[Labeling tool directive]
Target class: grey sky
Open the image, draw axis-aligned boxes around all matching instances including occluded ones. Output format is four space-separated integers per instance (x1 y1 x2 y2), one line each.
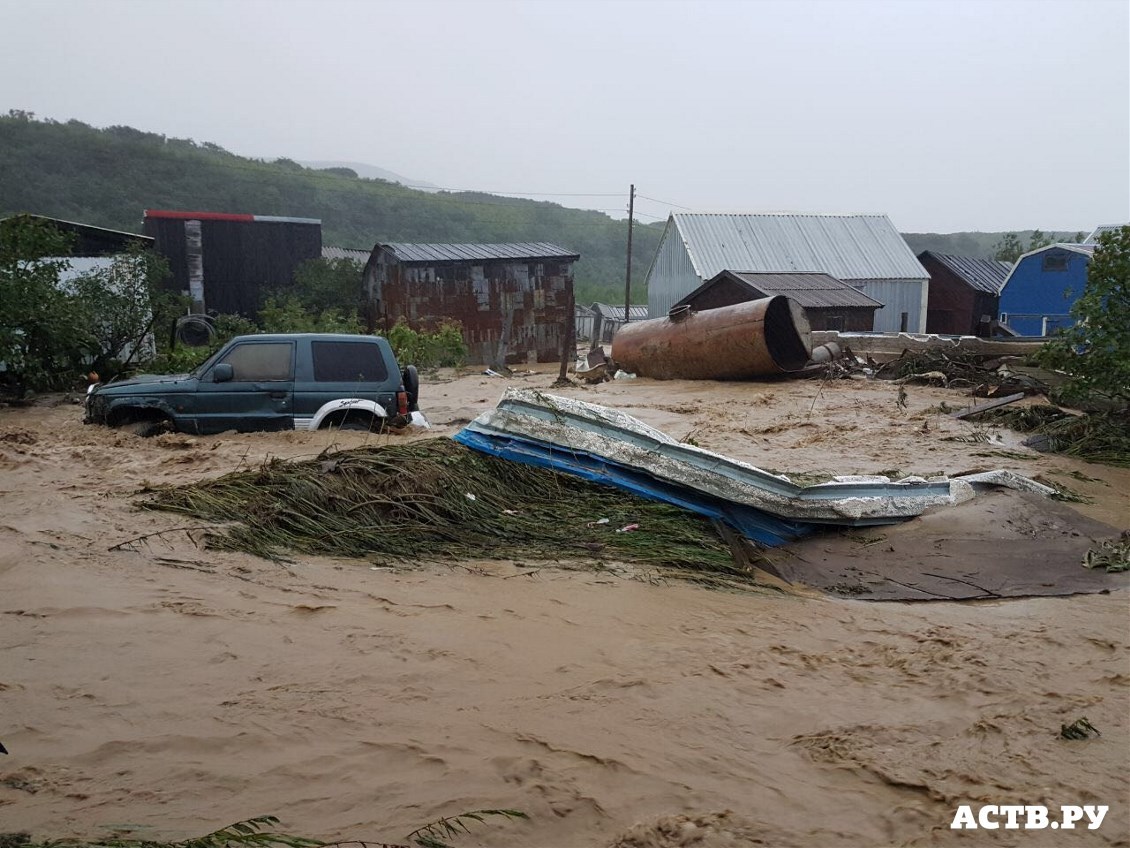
2 0 1127 232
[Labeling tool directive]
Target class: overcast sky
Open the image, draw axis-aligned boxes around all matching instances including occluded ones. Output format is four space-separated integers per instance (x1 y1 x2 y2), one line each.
2 0 1127 232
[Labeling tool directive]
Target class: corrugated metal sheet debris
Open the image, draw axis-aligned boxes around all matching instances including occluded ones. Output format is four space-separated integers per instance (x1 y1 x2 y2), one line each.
922 252 1012 294
381 242 580 264
671 213 927 282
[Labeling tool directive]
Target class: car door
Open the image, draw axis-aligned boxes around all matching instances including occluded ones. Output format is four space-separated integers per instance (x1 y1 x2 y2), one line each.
193 340 295 434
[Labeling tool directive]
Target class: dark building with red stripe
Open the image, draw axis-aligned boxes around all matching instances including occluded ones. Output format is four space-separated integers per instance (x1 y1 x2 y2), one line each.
143 210 322 316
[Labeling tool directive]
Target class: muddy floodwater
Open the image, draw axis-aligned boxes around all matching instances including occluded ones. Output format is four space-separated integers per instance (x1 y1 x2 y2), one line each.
1 369 1127 847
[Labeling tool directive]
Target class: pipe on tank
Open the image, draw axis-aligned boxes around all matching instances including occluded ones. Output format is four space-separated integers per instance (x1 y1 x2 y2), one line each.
611 296 812 380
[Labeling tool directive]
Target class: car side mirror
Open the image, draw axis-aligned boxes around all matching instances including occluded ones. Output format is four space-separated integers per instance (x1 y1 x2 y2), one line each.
213 363 234 383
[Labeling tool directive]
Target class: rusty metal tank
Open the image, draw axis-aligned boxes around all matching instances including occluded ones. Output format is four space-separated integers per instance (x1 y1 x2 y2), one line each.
610 296 812 380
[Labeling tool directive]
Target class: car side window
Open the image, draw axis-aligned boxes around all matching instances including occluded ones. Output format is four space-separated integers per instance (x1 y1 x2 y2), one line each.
218 343 293 381
311 341 389 382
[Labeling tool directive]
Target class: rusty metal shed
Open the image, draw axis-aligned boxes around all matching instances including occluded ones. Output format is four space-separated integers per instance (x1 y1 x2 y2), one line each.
363 242 580 366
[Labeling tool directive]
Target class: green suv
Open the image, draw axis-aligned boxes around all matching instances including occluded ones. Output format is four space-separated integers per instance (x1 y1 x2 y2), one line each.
85 333 421 436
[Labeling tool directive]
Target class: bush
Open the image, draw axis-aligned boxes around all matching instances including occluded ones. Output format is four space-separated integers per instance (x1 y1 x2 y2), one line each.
387 319 468 368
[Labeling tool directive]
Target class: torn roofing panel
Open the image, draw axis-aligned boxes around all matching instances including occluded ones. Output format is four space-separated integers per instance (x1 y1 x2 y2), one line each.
456 390 1055 539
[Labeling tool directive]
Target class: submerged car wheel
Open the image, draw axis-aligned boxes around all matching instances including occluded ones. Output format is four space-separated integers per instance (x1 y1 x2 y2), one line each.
332 413 384 433
118 418 169 437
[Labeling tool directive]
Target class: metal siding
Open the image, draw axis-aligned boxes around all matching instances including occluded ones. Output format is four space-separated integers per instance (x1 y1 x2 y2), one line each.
859 280 926 332
646 220 703 317
998 248 1089 336
378 257 574 364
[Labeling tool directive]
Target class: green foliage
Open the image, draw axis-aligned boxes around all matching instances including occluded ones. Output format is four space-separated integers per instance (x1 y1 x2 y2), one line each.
0 216 169 392
404 810 528 848
991 229 1056 263
386 319 468 368
289 258 365 313
0 215 79 393
1037 226 1130 406
68 246 172 375
258 295 362 335
0 113 658 305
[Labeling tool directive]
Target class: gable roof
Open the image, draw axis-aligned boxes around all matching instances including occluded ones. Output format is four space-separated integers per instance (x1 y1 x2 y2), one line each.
1 214 153 256
591 302 649 321
377 242 579 264
1084 224 1127 244
919 251 1012 294
657 212 926 283
677 271 882 311
999 243 1096 294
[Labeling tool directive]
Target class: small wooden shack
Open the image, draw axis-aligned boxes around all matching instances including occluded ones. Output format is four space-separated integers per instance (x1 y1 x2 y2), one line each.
673 270 881 331
362 242 580 365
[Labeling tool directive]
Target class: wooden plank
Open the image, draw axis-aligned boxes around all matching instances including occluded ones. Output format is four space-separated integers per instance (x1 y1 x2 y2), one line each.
950 392 1026 420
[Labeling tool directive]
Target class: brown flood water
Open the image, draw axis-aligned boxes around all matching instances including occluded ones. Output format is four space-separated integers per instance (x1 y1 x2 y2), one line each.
1 370 1127 847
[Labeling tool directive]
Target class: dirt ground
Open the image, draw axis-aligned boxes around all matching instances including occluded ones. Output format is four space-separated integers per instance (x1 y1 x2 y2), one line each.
1 368 1127 847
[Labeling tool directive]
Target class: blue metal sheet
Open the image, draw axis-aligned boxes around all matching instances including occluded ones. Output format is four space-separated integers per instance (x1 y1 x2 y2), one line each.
453 429 818 547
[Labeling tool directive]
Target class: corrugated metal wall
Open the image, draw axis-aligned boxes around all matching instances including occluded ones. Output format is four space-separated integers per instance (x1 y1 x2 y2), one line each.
857 279 927 333
373 252 574 365
145 218 322 315
647 223 702 317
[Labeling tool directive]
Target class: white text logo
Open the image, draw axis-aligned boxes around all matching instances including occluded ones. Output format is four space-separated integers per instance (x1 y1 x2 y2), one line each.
951 805 1108 830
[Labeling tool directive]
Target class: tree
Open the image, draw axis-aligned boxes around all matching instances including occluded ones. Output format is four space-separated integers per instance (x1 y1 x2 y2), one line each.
290 257 365 312
0 215 79 394
1038 225 1130 406
994 230 1057 263
67 246 172 376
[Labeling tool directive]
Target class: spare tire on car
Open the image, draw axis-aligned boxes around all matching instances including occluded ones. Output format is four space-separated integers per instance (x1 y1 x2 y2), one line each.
402 364 420 411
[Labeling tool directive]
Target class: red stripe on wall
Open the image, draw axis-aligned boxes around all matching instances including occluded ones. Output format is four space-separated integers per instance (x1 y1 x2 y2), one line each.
144 209 256 222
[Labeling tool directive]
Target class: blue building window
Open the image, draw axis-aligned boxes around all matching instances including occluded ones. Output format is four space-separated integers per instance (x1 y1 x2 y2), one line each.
1043 253 1069 272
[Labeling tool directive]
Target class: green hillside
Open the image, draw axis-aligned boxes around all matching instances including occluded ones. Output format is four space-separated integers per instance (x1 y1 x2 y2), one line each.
0 112 659 305
0 111 1088 305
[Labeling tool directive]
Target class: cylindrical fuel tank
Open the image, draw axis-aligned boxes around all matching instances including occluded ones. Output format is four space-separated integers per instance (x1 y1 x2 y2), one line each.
611 296 812 380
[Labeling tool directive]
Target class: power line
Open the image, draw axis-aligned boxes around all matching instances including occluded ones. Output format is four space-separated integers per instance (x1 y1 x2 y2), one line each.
635 193 693 210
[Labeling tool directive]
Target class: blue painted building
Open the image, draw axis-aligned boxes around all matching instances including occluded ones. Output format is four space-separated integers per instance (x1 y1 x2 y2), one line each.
998 243 1095 336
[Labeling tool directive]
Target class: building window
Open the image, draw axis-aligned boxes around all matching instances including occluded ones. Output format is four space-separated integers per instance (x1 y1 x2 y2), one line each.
1042 253 1069 272
825 315 845 331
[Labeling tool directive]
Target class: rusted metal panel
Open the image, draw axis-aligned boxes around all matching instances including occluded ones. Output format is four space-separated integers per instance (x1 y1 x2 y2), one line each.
611 296 813 380
369 247 576 365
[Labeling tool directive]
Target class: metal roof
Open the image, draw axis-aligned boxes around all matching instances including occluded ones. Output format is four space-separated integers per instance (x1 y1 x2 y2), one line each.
591 302 649 320
666 213 927 282
686 271 883 310
920 251 1012 294
379 242 580 264
321 246 370 263
1083 224 1127 244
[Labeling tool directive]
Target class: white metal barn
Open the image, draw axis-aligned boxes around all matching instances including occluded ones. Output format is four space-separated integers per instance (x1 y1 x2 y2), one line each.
644 212 929 333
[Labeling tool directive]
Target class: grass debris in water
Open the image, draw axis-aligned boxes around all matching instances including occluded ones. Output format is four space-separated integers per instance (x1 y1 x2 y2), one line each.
143 439 760 587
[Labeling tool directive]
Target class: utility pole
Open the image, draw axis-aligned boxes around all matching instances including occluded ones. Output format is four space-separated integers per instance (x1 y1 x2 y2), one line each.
624 184 635 323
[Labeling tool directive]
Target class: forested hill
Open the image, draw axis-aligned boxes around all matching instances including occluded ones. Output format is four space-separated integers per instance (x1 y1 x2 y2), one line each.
0 113 1084 303
0 113 661 304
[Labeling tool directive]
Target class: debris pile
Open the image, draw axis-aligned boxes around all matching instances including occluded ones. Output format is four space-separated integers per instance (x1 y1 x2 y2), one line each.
976 406 1130 467
143 440 760 587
